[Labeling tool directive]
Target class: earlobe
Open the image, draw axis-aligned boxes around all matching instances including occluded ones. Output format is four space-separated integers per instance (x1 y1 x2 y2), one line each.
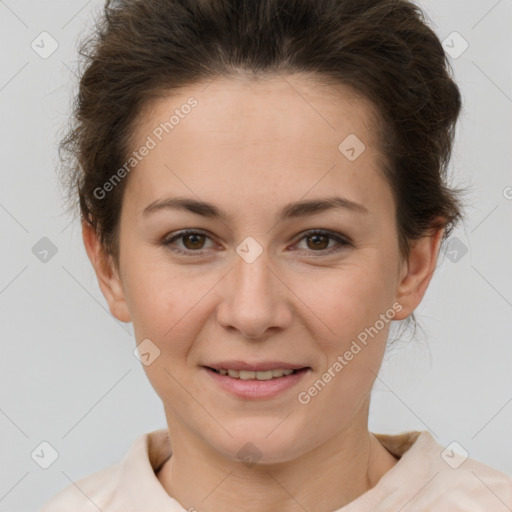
81 221 132 323
393 227 445 321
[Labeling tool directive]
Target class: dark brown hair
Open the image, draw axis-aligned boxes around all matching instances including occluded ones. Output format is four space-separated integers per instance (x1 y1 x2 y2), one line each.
60 0 464 269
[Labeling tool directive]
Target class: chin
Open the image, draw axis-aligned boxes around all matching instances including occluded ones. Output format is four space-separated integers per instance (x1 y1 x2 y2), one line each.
206 417 313 465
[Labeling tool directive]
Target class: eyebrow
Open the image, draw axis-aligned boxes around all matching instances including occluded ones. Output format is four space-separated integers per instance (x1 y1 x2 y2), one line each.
142 195 368 220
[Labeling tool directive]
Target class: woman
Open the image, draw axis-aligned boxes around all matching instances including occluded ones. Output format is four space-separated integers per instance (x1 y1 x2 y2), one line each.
40 0 512 510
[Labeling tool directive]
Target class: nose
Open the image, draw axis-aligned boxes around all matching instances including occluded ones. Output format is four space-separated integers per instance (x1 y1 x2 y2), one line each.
215 248 292 339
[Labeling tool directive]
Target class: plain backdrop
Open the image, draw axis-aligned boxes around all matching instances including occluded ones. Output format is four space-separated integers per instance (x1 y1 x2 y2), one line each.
1 0 511 510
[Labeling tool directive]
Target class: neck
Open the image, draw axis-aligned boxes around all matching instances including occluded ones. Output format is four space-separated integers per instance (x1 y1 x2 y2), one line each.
157 413 398 512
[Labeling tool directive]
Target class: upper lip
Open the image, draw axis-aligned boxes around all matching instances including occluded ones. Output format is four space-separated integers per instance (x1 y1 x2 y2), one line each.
205 361 309 371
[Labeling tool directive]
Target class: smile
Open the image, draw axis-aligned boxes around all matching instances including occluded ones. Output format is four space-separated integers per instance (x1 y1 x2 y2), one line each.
203 365 310 399
211 368 296 380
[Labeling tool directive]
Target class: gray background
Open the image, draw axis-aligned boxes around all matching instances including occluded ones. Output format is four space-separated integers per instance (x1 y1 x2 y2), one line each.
1 0 511 510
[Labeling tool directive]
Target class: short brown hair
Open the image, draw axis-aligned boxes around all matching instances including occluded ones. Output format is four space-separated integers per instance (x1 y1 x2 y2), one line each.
60 0 464 266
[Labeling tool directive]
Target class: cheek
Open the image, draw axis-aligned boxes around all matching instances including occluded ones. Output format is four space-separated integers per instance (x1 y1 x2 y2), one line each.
122 259 213 411
303 259 398 349
121 238 200 329
119 248 196 361
121 251 234 403
293 266 395 440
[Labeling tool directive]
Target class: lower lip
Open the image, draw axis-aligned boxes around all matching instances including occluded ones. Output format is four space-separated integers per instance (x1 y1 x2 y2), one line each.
203 367 309 399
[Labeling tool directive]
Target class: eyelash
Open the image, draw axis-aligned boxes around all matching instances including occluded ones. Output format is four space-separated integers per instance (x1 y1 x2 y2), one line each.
162 229 352 256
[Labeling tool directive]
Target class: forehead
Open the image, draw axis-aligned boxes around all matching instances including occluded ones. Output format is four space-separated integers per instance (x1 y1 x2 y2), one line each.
134 73 380 150
124 74 390 217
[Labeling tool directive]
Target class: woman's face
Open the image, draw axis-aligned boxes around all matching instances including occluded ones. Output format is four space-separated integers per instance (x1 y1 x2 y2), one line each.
88 75 438 463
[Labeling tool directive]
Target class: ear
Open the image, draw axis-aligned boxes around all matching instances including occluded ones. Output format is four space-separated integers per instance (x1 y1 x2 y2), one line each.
82 221 131 323
393 225 445 321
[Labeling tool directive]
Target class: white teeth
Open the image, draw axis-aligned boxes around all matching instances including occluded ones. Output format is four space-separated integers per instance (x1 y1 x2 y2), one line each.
253 371 273 380
215 368 297 380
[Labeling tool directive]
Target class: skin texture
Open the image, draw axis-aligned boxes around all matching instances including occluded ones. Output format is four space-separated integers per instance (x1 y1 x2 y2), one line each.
83 74 444 511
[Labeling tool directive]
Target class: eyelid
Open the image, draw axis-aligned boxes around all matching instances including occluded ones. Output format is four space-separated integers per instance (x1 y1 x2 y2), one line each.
162 229 217 255
162 228 352 256
290 229 353 253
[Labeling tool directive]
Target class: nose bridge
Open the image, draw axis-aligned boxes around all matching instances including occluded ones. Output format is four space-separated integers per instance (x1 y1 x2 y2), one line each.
216 243 289 338
235 247 273 297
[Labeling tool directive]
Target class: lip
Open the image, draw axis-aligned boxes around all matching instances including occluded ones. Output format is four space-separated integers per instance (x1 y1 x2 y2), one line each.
202 365 310 399
206 360 307 371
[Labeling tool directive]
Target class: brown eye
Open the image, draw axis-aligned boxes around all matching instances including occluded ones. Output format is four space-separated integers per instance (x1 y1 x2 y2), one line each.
306 234 330 250
163 230 216 255
293 229 351 254
182 233 206 250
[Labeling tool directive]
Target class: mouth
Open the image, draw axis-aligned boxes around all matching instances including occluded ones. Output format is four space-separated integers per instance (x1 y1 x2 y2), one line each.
207 367 301 380
202 364 310 399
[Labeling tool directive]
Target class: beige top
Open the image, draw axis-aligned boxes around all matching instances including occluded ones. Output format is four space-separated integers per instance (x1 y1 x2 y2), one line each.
39 429 512 511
